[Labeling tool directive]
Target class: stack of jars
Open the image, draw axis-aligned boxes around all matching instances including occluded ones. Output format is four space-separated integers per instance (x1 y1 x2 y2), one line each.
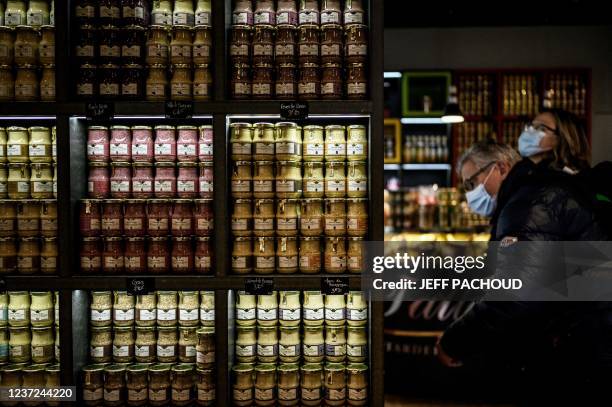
0 291 60 365
230 122 368 275
230 0 368 100
83 290 215 406
0 1 55 101
0 126 58 275
82 124 213 275
74 0 213 101
233 291 369 406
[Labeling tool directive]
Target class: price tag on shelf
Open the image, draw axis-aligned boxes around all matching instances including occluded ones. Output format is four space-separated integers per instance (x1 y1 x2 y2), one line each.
86 102 114 120
165 101 194 119
322 277 349 295
245 278 274 295
280 102 309 120
126 278 155 295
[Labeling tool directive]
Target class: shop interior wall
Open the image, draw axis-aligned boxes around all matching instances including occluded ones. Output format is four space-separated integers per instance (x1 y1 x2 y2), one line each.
384 25 612 165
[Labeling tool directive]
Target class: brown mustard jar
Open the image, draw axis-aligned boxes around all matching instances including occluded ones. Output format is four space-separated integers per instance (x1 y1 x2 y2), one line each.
321 63 343 99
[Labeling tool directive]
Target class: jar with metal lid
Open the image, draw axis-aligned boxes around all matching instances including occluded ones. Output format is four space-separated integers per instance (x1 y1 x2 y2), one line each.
321 0 341 24
277 236 298 273
232 0 253 24
278 326 301 364
298 63 320 99
325 325 347 363
321 24 342 64
148 363 171 406
88 163 110 198
346 326 367 362
134 326 156 362
276 63 296 99
302 125 325 162
90 326 112 363
301 198 323 235
40 200 57 237
232 237 252 274
103 236 124 273
198 125 213 161
192 199 212 237
124 237 146 273
135 293 157 327
275 122 301 161
347 161 367 198
279 290 301 326
14 64 38 101
17 201 39 237
151 0 172 25
173 0 194 25
147 199 171 236
325 124 346 161
254 364 276 404
99 26 121 64
110 125 132 162
232 161 252 199
171 199 193 236
195 0 211 25
302 290 324 326
253 198 274 236
170 63 192 100
196 368 215 406
346 24 368 63
276 161 301 199
230 123 253 161
0 129 7 164
90 291 112 327
131 126 153 162
147 26 170 65
324 363 346 404
298 24 319 64
7 127 29 163
298 236 320 274
178 326 198 363
229 25 251 63
0 200 16 236
253 123 275 161
99 63 121 98
236 291 256 326
14 26 37 65
233 363 254 406
17 237 39 274
231 63 251 99
40 237 57 274
178 291 199 327
252 64 273 99
0 67 14 101
276 363 299 404
257 291 278 326
254 0 275 25
157 291 178 326
303 163 326 198
345 236 364 274
344 0 365 24
77 64 97 98
303 325 324 365
113 291 135 327
325 161 346 198
253 25 274 65
110 162 131 198
277 198 299 236
300 363 323 403
192 32 211 65
0 237 17 274
257 325 278 363
275 25 296 64
199 291 214 325
254 236 275 274
27 127 51 163
0 365 20 405
82 365 105 406
194 237 211 274
0 28 14 65
347 363 368 405
156 326 178 363
196 326 214 368
235 325 256 363
8 291 30 327
324 236 347 273
87 126 110 162
40 64 56 101
347 63 367 99
176 126 198 162
45 364 62 406
101 200 123 236
8 326 30 362
29 291 53 328
121 63 145 98
193 64 212 100
170 25 192 64
146 64 168 100
276 0 297 25
123 0 149 26
172 363 195 405
0 292 7 326
176 164 198 198
154 125 177 161
321 63 343 99
126 364 149 406
299 0 319 24
154 162 176 198
121 26 146 63
103 364 126 406
81 238 102 273
99 0 121 26
113 325 134 363
346 125 368 160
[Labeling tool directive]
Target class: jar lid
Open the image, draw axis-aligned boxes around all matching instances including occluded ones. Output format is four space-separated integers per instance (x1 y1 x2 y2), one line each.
150 24 170 31
325 198 346 203
194 198 213 203
196 327 215 335
323 62 342 68
322 23 343 30
349 62 366 68
103 199 124 204
277 236 297 241
149 236 168 242
100 63 120 69
346 23 368 30
232 24 252 30
2 364 24 373
194 24 212 30
148 198 171 203
149 364 173 372
46 364 61 373
199 125 213 130
114 325 134 332
135 326 156 332
301 363 323 372
303 125 324 130
346 363 368 372
80 63 97 69
254 198 274 204
196 368 214 374
31 326 53 332
149 63 168 69
100 24 119 31
125 199 147 204
177 162 198 168
254 122 275 128
0 237 15 242
111 162 131 167
127 364 150 372
199 162 213 167
254 24 275 30
276 160 301 165
172 236 191 242
104 364 127 373
177 125 198 130
302 198 323 203
124 25 147 31
255 364 276 372
110 125 130 130
325 124 345 131
126 237 145 242
23 364 47 373
230 122 252 128
195 64 210 70
275 122 298 128
278 363 299 372
29 126 50 131
20 237 39 242
174 63 191 68
157 290 177 295
172 364 195 372
155 162 176 167
172 24 193 30
104 237 123 241
82 237 100 242
92 290 111 295
299 23 320 30
325 363 346 372
132 162 153 168
278 63 297 68
233 364 254 373
279 325 300 332
277 24 297 30
325 236 346 242
234 160 252 165
347 124 366 130
299 236 320 241
157 326 178 332
43 237 57 242
15 25 35 31
234 236 252 242
0 26 13 32
347 198 368 203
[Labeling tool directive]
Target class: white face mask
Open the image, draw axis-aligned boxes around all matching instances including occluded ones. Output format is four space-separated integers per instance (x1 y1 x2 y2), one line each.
465 165 497 217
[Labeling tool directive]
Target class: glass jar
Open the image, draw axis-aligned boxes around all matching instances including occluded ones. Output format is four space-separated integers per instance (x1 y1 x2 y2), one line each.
303 290 324 325
253 163 274 200
170 25 192 64
277 236 298 273
198 125 213 161
232 161 252 199
176 126 198 162
298 63 320 99
17 201 39 237
298 24 319 64
252 63 273 99
321 25 342 65
302 125 324 162
253 25 274 65
122 26 146 63
324 363 346 404
0 67 14 101
275 25 296 64
147 26 170 65
195 326 214 369
195 0 211 25
99 0 121 25
233 363 254 406
325 124 346 161
28 127 52 164
193 64 212 100
275 122 301 161
178 291 199 327
277 0 297 25
14 26 37 65
344 0 365 24
178 327 197 363
45 364 61 406
193 237 211 274
123 0 149 26
77 64 96 98
232 0 253 24
154 125 176 161
345 24 368 63
154 162 176 198
299 0 319 24
14 64 38 101
125 237 146 273
254 364 276 404
325 198 346 236
321 0 341 24
121 63 145 99
88 163 110 199
325 161 346 198
146 64 168 100
276 161 301 199
253 198 274 237
126 364 149 406
0 28 14 66
347 161 367 198
193 199 212 237
40 65 56 101
90 326 112 363
157 326 178 363
135 293 157 327
229 25 251 63
87 126 110 162
321 63 343 99
196 368 215 406
230 122 253 161
176 164 198 198
0 200 16 237
147 199 171 236
90 291 112 327
253 123 275 161
30 291 53 327
347 237 364 273
110 125 132 162
235 325 256 363
347 326 367 362
148 364 171 406
40 200 57 238
82 365 105 406
303 325 324 363
301 363 323 403
17 237 40 274
157 291 178 327
110 162 131 198
173 0 194 25
8 326 30 362
232 237 252 274
8 291 30 327
143 237 168 273
257 292 278 326
347 125 368 161
171 364 195 406
170 63 192 100
5 0 27 26
7 164 29 199
134 326 156 363
279 325 300 362
301 198 323 235
0 292 6 326
277 199 299 237
347 363 368 405
102 237 124 274
151 0 172 25
113 326 134 363
99 26 120 64
132 165 153 197
325 236 347 273
231 63 251 99
254 236 275 274
325 325 347 363
113 291 135 327
0 237 17 274
99 63 120 98
7 127 29 164
235 291 256 326
299 236 321 274
199 291 214 326
171 200 193 236
277 363 299 404
325 293 346 326
257 325 278 363
347 63 367 99
276 63 296 99
101 200 123 236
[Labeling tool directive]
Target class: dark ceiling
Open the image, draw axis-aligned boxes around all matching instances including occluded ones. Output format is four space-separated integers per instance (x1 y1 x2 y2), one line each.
384 0 611 28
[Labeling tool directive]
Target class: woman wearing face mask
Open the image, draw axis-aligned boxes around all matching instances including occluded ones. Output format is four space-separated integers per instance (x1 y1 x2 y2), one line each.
437 139 610 404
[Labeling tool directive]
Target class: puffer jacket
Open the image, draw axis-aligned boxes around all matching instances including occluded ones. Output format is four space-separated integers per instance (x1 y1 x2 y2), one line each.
440 158 611 371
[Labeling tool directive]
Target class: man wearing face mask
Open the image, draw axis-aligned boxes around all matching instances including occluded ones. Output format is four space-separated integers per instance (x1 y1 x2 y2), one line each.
436 139 610 403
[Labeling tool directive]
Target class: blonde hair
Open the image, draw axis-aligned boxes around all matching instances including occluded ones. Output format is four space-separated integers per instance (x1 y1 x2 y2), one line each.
541 108 591 171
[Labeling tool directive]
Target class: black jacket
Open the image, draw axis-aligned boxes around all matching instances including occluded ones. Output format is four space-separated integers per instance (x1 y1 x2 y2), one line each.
440 159 611 370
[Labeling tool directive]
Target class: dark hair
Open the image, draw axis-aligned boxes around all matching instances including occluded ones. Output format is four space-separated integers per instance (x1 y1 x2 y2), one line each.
539 108 591 171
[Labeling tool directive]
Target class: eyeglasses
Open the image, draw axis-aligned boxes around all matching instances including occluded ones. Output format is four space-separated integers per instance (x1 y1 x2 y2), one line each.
463 161 496 192
525 121 558 135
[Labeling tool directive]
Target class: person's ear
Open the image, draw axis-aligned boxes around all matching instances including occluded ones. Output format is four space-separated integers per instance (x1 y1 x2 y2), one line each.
497 161 511 177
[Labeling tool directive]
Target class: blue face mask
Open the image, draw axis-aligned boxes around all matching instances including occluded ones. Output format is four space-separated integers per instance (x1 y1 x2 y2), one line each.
518 126 547 157
465 166 497 217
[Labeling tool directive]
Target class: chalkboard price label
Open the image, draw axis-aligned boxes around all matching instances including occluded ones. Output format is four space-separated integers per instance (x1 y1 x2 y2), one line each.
322 277 349 295
245 278 274 295
127 278 155 295
86 102 114 120
165 101 194 118
280 102 309 120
